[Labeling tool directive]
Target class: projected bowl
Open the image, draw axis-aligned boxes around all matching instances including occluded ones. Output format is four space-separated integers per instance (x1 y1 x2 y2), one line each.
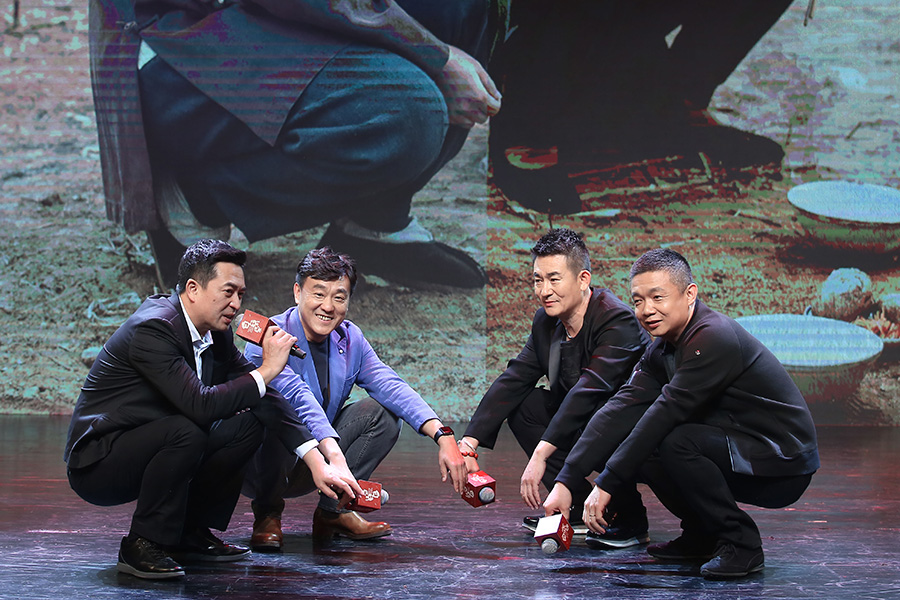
787 181 900 253
736 314 883 423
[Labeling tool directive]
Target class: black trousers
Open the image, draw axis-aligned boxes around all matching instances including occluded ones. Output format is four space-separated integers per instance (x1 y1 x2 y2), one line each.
509 388 645 520
640 423 813 550
68 412 263 545
492 0 795 145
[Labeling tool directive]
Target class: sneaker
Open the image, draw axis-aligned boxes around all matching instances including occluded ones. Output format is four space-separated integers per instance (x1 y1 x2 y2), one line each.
647 534 718 561
522 514 587 535
584 522 650 550
700 543 765 579
117 535 185 580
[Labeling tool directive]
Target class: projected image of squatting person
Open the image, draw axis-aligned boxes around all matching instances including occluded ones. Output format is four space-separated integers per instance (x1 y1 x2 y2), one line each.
89 0 502 289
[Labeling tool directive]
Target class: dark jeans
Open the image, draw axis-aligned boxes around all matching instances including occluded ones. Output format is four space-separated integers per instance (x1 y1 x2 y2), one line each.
509 388 644 520
139 0 490 241
640 423 813 550
243 398 402 514
67 412 263 545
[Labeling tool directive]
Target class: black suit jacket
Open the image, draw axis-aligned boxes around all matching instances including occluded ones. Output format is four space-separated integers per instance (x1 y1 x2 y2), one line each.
558 300 820 494
64 293 312 469
464 288 648 452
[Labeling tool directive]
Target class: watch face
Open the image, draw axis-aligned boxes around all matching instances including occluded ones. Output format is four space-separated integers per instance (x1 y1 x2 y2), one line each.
435 426 454 440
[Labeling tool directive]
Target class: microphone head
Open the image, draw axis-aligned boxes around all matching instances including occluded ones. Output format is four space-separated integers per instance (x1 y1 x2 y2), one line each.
541 538 560 555
380 489 390 505
478 487 495 503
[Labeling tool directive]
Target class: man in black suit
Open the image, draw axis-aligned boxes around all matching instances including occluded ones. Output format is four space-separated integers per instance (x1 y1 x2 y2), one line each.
64 239 361 580
459 228 649 548
544 248 819 578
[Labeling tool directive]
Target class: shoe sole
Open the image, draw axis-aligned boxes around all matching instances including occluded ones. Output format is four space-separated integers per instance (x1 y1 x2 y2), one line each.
585 533 650 550
167 549 251 563
701 562 765 579
334 529 392 541
522 521 588 536
117 561 185 580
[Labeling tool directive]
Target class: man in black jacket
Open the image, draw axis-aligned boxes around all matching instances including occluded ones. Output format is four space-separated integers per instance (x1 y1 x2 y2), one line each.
65 239 361 580
545 248 819 578
460 229 649 548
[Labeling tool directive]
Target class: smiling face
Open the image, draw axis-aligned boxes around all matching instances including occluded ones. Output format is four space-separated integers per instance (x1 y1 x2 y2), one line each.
532 254 591 321
630 269 697 343
182 262 245 335
294 277 350 343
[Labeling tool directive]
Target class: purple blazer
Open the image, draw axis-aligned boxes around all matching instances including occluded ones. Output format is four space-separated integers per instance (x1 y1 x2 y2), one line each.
244 306 439 441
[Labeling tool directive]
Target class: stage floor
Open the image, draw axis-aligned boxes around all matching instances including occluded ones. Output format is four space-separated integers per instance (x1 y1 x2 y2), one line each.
1 416 898 599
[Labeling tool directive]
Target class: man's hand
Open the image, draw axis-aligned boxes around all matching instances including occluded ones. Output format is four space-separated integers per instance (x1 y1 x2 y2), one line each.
255 326 297 385
317 437 355 482
583 486 612 535
436 46 501 128
458 436 481 474
437 436 467 494
542 482 573 521
301 447 363 501
520 454 547 510
520 441 557 510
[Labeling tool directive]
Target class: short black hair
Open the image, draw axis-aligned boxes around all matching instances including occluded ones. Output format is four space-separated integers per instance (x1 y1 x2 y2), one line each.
630 248 694 291
531 228 591 274
296 247 358 296
176 239 246 293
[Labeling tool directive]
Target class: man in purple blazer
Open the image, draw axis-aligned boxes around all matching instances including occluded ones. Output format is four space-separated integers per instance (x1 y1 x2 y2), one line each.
242 246 467 547
89 0 502 290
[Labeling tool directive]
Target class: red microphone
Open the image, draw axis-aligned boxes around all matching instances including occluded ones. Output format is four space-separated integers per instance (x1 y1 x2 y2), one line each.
461 470 496 507
236 310 306 359
534 513 574 554
339 480 388 513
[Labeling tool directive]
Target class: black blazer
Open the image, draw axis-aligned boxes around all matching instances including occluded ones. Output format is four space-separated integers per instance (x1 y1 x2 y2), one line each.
464 288 648 452
64 294 312 469
558 300 820 494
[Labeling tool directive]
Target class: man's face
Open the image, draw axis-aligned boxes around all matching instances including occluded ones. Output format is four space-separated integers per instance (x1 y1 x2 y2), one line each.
186 262 245 335
630 270 697 342
532 254 590 320
294 277 350 343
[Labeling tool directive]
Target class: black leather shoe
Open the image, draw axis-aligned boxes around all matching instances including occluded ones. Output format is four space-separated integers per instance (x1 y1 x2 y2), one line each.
648 533 718 561
117 535 185 580
318 222 486 289
165 527 251 563
146 228 186 291
491 153 584 215
700 543 765 579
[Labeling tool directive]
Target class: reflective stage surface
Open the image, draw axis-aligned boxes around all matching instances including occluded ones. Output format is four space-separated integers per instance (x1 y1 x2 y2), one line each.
1 416 898 599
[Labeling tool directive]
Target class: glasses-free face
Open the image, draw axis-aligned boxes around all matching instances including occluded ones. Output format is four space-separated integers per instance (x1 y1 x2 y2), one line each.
532 254 591 321
294 277 350 343
630 270 697 343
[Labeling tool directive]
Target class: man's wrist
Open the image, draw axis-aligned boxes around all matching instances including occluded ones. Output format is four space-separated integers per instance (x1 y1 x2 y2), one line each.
432 425 455 445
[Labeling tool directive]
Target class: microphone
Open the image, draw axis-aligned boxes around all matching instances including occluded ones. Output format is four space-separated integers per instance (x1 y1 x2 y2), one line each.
461 470 496 507
534 513 574 554
339 480 388 513
236 310 306 359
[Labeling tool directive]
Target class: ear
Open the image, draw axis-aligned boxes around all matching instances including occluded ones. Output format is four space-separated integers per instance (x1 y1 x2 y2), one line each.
183 278 201 303
578 269 592 290
293 282 302 305
684 282 698 304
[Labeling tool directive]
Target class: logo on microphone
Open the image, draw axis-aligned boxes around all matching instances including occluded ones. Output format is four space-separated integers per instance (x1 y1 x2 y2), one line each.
241 318 263 334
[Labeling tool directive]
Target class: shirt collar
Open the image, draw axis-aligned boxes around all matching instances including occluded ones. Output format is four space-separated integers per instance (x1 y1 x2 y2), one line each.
181 300 213 353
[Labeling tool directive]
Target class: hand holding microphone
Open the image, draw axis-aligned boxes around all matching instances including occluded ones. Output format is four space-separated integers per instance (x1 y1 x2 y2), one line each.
236 310 307 360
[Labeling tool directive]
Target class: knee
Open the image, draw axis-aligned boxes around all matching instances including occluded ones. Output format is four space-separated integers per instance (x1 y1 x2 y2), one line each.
359 398 403 440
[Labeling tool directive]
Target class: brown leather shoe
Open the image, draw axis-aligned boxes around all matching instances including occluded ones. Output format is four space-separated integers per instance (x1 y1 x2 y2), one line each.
312 508 392 541
251 515 283 552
